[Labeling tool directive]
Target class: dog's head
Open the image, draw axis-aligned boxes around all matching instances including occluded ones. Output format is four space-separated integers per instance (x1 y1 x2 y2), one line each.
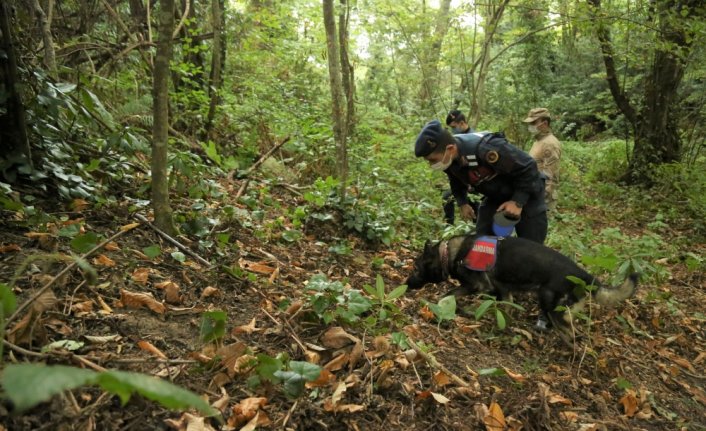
406 240 446 289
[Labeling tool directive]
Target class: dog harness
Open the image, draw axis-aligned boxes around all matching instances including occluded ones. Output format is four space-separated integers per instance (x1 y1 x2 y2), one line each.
463 236 499 271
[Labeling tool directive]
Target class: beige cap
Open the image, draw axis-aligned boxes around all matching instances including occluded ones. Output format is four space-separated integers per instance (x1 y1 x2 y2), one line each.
523 108 551 123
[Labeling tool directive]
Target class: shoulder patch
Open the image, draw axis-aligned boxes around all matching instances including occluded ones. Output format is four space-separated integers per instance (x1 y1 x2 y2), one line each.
486 150 499 164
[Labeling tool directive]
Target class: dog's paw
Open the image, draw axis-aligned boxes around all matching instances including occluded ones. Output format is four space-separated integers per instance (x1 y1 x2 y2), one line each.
533 316 550 332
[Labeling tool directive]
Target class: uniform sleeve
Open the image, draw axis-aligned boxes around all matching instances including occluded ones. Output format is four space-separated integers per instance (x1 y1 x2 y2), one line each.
447 172 469 206
480 137 540 206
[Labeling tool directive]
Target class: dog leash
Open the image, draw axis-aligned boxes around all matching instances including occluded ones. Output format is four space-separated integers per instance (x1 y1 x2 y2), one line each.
439 241 450 280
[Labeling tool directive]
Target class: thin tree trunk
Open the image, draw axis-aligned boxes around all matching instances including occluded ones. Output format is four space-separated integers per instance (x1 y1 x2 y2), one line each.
0 1 31 164
338 0 355 139
323 0 347 197
419 0 451 115
32 0 57 75
205 0 224 138
152 0 177 235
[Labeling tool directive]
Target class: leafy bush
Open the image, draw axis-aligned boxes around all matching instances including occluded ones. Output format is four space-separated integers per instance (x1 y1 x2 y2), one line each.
304 274 372 324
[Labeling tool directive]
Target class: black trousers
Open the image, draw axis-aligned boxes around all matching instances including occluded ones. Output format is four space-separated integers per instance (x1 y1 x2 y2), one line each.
475 200 548 244
442 189 479 225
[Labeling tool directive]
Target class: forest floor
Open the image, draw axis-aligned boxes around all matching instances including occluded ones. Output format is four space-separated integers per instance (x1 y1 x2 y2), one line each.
1 177 705 431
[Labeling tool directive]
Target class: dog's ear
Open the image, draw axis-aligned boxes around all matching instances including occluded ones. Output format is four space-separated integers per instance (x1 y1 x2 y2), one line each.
423 240 433 252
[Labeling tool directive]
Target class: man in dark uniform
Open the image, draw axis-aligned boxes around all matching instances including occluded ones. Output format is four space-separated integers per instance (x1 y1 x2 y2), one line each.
416 120 547 243
442 110 479 224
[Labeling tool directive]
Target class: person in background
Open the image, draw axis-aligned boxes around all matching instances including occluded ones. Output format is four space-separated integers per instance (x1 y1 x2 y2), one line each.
446 109 472 134
442 110 478 224
523 108 562 211
415 120 548 243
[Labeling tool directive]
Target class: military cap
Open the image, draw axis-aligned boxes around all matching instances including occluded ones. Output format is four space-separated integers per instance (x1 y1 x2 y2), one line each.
522 108 551 123
415 120 444 157
445 110 465 126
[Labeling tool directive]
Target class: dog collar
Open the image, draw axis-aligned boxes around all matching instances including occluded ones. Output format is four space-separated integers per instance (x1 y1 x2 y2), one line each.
439 241 450 280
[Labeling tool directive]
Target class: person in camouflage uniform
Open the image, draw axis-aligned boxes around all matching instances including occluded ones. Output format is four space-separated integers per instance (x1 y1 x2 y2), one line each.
523 108 562 211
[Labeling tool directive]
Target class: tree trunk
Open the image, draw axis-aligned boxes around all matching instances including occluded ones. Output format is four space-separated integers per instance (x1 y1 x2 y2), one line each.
32 0 57 75
338 0 355 139
588 0 701 184
152 0 177 235
204 0 225 139
418 0 451 116
0 1 31 165
322 0 347 197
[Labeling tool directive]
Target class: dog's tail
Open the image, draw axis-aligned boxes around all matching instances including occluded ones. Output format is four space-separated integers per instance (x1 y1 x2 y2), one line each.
593 272 639 306
565 273 638 322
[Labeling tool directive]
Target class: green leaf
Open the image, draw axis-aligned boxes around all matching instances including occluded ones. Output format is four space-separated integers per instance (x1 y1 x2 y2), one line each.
200 310 227 343
58 223 82 238
2 364 97 411
478 367 507 377
256 354 284 383
273 370 306 398
616 377 633 390
427 295 456 322
346 291 372 315
97 370 216 416
143 245 161 259
375 274 385 299
474 299 494 320
386 284 408 300
0 283 17 316
495 309 506 330
289 361 322 381
70 232 99 253
171 251 186 262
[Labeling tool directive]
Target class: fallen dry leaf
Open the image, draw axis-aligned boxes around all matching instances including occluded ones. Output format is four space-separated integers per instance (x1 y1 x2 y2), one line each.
71 300 94 314
419 305 435 321
0 244 21 253
484 402 506 431
433 371 452 387
238 258 276 274
131 268 151 285
431 392 450 404
217 342 247 376
268 266 280 284
164 412 216 431
201 286 220 299
71 198 90 212
306 369 336 388
137 340 168 359
104 241 120 251
324 353 349 372
229 397 269 428
120 222 141 232
285 300 303 316
232 317 260 335
619 389 639 417
502 367 527 383
93 254 116 267
320 326 359 349
118 289 165 314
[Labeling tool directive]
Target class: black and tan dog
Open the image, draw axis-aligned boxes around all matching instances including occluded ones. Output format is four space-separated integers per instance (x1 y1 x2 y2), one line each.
406 234 638 333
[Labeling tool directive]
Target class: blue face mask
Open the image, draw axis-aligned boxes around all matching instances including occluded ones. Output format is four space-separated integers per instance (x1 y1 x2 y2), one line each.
451 127 464 134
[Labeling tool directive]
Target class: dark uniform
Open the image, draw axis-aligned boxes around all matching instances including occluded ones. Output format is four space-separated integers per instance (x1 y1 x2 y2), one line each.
443 125 479 225
416 121 547 243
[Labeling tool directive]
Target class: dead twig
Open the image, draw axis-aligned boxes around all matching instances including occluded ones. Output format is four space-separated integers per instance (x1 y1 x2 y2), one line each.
407 338 470 387
134 213 212 268
7 226 133 325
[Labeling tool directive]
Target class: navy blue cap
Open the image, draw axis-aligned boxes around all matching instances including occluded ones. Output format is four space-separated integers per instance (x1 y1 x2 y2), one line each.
414 120 444 157
446 110 465 126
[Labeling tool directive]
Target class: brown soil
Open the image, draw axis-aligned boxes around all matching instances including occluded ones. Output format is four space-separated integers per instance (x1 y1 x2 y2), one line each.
1 181 704 431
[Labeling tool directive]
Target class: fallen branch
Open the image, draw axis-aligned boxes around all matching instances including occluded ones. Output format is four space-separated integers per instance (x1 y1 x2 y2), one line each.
407 338 470 387
7 226 133 325
231 135 291 182
134 213 212 268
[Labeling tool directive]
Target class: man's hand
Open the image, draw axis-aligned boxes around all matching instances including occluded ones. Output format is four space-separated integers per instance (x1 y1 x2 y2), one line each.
460 203 476 221
498 201 523 219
